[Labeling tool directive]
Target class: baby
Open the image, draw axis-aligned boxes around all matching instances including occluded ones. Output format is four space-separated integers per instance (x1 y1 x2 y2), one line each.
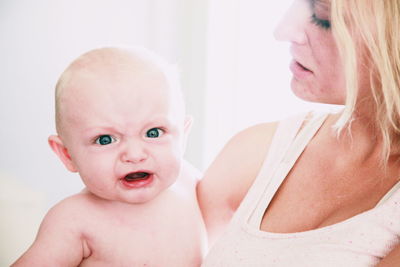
12 46 206 266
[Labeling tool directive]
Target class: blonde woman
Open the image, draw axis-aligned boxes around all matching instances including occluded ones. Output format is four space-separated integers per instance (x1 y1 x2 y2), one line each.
198 0 400 266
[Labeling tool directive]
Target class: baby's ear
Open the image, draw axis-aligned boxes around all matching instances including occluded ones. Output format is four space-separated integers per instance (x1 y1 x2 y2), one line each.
48 135 78 173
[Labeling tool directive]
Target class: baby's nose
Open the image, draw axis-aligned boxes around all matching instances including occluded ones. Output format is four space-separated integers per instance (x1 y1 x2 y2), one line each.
120 140 148 164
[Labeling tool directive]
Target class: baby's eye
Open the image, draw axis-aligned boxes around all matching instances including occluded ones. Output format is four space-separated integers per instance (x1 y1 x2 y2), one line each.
95 135 116 145
146 128 164 138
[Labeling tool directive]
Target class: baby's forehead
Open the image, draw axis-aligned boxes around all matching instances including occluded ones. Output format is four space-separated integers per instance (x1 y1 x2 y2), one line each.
60 47 178 94
56 47 184 130
69 48 165 79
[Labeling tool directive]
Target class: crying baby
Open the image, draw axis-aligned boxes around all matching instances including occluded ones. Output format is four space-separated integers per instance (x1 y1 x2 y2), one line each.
12 46 206 267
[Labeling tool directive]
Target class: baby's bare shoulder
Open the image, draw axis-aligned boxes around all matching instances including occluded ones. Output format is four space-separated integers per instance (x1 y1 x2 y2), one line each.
43 192 108 228
171 160 202 192
47 193 89 217
11 193 97 266
52 191 98 212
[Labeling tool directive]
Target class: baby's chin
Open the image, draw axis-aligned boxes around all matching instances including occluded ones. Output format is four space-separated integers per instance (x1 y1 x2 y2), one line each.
85 184 162 205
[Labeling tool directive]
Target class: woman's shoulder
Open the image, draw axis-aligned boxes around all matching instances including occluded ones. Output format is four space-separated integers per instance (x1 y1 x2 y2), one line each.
209 120 281 203
197 111 332 244
197 120 280 243
233 121 279 146
198 111 321 203
198 120 281 197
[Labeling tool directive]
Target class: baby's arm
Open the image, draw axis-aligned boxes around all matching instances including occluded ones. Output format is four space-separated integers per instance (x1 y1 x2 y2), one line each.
12 199 88 267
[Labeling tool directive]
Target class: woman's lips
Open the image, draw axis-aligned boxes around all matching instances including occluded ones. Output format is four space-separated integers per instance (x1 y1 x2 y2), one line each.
120 172 154 188
290 60 313 80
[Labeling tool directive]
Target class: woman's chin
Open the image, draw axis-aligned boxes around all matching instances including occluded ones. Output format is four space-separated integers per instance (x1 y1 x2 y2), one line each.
290 80 344 105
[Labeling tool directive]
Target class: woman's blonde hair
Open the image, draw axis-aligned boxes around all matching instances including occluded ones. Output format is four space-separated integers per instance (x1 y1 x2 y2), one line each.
331 0 400 163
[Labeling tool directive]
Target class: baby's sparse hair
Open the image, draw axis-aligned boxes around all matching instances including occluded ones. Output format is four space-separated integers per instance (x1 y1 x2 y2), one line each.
54 46 184 135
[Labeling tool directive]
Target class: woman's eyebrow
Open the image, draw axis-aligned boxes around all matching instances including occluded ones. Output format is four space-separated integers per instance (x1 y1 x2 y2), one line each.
309 0 331 17
312 0 330 11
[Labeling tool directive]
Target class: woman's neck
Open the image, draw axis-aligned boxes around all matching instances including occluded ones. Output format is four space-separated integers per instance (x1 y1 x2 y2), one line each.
332 105 400 163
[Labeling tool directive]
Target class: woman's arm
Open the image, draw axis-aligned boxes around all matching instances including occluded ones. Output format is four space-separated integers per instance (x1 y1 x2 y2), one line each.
376 245 400 266
197 122 278 246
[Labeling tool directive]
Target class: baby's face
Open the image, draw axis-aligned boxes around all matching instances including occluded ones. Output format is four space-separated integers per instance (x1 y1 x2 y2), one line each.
59 66 188 204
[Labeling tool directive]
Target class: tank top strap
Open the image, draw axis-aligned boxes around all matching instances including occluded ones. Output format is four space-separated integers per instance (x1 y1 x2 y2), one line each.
228 112 324 227
227 112 309 226
247 111 329 227
376 180 400 207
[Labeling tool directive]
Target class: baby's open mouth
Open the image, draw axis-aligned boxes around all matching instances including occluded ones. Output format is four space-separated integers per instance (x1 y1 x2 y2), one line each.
120 171 154 188
124 172 150 181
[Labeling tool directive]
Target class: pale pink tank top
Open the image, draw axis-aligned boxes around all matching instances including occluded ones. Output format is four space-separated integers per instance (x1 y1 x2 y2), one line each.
202 112 400 267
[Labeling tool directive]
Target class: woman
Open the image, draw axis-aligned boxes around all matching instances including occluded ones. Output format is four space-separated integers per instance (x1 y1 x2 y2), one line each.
198 0 400 266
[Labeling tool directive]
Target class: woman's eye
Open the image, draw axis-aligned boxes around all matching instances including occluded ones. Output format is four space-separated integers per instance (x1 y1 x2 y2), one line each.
146 128 164 138
310 13 331 30
95 135 116 145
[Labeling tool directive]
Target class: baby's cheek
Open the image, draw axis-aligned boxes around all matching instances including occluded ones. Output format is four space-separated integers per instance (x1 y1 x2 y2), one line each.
160 149 182 174
157 141 183 158
78 155 110 177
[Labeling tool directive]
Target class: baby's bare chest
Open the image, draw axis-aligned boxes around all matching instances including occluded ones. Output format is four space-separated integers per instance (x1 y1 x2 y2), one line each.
79 194 205 266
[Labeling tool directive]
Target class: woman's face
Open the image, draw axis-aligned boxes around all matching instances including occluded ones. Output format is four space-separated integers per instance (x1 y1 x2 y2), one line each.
274 0 346 105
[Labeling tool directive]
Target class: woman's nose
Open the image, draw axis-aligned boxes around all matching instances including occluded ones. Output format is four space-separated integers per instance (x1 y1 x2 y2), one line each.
273 0 309 45
120 140 148 164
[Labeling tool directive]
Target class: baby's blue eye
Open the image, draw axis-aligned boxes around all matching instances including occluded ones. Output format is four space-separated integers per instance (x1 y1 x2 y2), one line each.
146 128 164 138
95 135 116 145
